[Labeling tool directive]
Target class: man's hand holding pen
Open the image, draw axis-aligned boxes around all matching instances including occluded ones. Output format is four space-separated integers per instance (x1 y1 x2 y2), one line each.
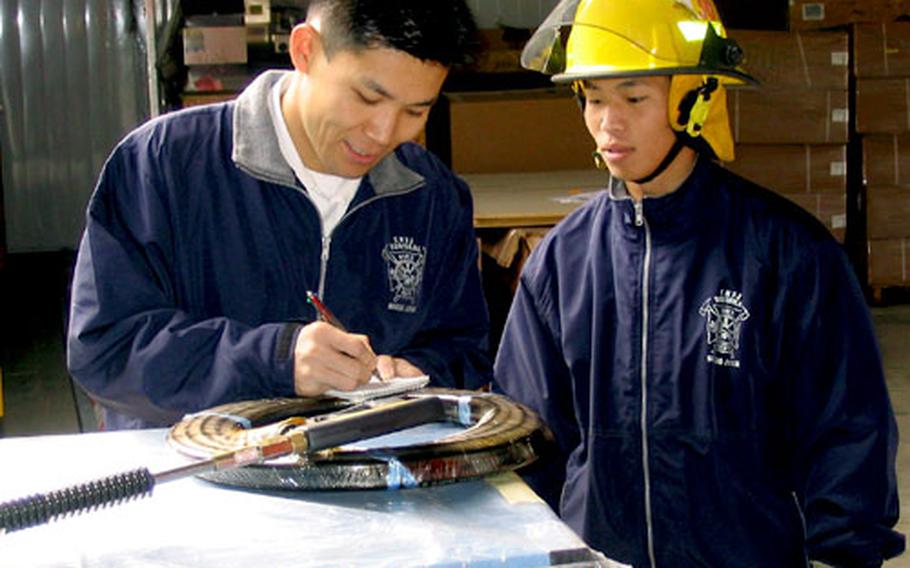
293 320 378 397
292 291 425 397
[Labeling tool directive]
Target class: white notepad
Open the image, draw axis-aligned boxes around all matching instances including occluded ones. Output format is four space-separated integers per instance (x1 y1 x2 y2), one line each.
325 375 430 403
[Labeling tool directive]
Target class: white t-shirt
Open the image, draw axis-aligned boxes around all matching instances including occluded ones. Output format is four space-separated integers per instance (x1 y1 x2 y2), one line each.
269 75 361 236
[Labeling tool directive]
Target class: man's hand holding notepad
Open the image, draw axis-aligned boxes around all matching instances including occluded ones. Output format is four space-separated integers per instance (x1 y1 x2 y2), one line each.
325 374 430 403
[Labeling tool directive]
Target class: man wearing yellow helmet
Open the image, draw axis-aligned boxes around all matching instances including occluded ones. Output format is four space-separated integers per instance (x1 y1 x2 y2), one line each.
493 1 905 566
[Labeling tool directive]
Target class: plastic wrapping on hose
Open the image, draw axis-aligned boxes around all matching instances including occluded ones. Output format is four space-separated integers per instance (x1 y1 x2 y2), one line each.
166 388 551 491
378 456 419 489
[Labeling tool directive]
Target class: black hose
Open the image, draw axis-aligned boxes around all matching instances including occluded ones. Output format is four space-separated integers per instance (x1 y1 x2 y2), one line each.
0 468 155 533
167 389 550 490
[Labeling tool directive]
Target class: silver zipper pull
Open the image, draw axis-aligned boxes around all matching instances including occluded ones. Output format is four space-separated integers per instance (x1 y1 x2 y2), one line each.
321 236 331 263
633 200 645 227
318 236 332 297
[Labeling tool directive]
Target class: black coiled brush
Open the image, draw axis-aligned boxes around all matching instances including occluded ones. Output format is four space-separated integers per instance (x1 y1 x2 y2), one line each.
0 468 155 533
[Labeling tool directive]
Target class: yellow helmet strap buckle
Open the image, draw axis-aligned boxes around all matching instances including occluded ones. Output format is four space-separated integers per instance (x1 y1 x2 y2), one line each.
677 77 719 139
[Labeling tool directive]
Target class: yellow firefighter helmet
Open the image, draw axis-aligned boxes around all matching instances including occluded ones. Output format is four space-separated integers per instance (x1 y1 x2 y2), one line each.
521 0 757 162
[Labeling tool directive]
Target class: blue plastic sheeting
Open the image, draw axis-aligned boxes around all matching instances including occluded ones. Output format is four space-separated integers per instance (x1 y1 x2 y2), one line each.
0 426 593 567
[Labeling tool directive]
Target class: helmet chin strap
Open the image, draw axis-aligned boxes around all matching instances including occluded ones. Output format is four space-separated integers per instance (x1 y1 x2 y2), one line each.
632 136 685 185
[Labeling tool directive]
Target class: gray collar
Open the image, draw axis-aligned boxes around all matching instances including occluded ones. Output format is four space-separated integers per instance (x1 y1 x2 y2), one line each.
607 175 632 200
232 70 424 194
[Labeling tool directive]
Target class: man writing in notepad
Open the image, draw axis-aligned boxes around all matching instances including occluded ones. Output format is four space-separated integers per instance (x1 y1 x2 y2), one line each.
67 0 492 429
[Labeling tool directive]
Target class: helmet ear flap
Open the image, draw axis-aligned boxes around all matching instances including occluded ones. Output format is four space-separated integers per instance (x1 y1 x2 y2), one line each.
675 77 719 137
669 75 735 162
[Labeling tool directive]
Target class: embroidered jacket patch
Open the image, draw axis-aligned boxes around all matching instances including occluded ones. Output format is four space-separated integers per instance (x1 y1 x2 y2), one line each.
382 236 426 313
699 289 750 368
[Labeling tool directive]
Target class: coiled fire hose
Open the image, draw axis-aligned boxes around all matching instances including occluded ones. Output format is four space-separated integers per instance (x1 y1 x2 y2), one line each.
0 389 549 534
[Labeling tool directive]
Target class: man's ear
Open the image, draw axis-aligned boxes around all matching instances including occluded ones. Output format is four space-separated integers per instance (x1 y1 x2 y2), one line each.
289 23 320 74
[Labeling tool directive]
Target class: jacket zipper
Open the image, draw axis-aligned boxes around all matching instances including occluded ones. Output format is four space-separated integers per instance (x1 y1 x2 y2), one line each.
318 235 331 298
635 199 657 568
310 182 425 300
793 492 812 567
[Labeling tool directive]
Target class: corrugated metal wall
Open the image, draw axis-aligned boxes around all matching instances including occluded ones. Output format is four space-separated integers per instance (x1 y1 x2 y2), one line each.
0 0 150 253
466 0 559 29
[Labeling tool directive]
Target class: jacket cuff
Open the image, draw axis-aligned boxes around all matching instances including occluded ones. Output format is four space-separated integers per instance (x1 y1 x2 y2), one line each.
272 322 302 396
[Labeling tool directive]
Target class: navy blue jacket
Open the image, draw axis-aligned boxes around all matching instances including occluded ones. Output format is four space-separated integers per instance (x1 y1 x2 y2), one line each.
67 71 492 429
494 158 903 567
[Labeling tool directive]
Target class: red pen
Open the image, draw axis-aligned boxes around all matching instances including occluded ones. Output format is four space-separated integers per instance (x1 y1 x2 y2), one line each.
306 290 347 330
305 291 385 383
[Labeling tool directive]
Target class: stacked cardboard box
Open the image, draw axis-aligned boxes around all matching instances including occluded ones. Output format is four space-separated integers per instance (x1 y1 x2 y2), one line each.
439 86 595 349
789 0 910 31
183 14 248 93
444 88 593 174
867 237 910 285
724 29 850 241
863 135 910 284
856 23 910 287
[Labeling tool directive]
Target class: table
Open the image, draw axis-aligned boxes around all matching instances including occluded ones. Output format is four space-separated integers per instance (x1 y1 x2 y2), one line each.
465 169 608 228
0 427 603 567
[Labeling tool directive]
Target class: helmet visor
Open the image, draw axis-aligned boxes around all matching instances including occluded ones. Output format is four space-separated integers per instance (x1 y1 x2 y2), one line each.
520 0 582 74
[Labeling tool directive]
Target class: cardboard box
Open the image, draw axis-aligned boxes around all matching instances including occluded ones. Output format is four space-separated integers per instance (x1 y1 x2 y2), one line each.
863 134 910 186
729 29 849 89
446 89 593 173
479 225 551 350
183 26 248 65
781 192 847 242
244 0 270 25
482 227 550 290
246 23 270 45
854 22 910 77
728 88 849 144
180 92 239 108
857 78 910 133
725 144 847 193
868 238 910 285
185 64 251 92
867 185 910 238
789 0 910 31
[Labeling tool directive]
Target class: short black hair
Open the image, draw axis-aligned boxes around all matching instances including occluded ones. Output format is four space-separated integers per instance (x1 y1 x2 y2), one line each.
306 0 479 67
